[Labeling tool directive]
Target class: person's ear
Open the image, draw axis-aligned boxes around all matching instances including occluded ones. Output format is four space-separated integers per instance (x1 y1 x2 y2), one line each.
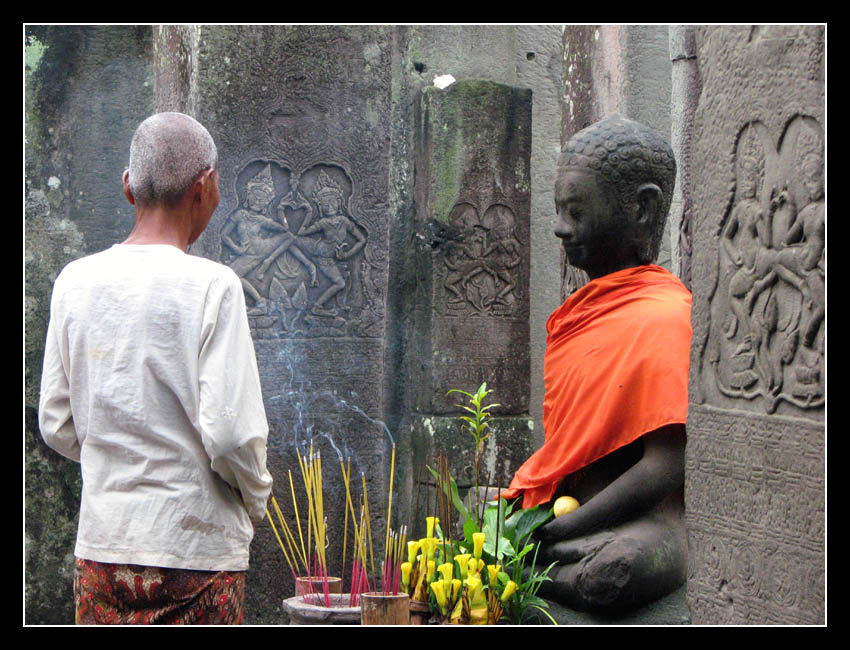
122 170 136 206
198 168 218 198
191 169 213 204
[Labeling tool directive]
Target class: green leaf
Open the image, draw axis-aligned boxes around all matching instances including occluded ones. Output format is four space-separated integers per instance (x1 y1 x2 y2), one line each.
484 534 515 559
426 465 470 523
529 605 559 625
512 505 553 544
463 516 480 546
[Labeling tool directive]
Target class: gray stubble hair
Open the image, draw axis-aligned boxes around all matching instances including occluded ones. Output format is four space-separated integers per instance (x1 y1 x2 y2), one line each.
127 112 218 207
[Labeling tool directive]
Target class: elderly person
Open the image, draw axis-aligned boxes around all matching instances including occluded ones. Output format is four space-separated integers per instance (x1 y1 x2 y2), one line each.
38 112 273 624
502 114 691 613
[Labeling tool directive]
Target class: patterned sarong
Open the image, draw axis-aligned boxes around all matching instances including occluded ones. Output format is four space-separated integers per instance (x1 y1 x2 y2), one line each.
73 557 246 625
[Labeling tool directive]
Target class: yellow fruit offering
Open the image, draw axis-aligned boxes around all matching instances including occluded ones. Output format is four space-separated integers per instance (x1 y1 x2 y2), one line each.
554 495 580 517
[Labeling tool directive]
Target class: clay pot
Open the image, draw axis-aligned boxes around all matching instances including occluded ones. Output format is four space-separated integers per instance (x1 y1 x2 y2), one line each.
294 576 342 598
359 592 410 625
282 593 361 625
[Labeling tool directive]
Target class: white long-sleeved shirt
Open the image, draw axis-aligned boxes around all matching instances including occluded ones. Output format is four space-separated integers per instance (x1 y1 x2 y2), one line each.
38 244 273 571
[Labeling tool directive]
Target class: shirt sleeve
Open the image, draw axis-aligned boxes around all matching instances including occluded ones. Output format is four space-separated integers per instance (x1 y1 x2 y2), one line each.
38 290 81 462
198 272 273 523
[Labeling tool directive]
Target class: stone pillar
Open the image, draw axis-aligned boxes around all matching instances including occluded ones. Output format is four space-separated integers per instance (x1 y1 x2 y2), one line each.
669 26 701 288
25 25 154 624
516 25 566 446
405 79 537 521
155 25 397 623
685 25 825 624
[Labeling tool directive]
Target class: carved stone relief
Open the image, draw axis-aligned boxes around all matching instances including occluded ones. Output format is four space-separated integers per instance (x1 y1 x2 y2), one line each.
685 405 824 624
439 201 525 317
219 160 383 338
702 116 824 413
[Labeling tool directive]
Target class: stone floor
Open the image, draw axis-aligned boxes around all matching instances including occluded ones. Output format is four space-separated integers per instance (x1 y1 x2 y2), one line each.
524 585 691 626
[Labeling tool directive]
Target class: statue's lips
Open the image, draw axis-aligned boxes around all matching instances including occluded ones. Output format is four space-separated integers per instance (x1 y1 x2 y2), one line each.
560 241 583 255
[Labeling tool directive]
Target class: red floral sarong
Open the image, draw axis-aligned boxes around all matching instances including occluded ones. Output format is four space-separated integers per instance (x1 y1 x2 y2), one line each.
73 557 246 625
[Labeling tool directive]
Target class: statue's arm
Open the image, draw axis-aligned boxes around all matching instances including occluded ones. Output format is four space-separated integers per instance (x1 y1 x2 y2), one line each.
721 209 743 264
259 216 287 233
220 219 244 255
338 222 366 259
784 211 804 246
538 424 685 543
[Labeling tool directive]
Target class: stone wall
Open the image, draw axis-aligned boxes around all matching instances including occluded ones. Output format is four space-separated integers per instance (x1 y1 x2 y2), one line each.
684 25 825 624
24 24 827 626
25 25 154 625
24 24 556 625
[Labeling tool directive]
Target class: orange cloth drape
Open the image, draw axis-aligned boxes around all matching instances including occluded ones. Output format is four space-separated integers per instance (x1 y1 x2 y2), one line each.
501 265 692 509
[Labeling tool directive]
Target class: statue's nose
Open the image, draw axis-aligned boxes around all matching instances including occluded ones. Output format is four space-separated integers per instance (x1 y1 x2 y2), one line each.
554 217 574 241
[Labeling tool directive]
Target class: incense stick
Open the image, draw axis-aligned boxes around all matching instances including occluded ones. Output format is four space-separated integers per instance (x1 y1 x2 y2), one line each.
288 469 308 574
361 472 375 578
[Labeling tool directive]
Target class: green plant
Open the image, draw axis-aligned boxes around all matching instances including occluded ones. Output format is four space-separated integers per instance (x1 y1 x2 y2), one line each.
447 382 499 528
426 383 558 624
482 498 557 625
425 471 557 624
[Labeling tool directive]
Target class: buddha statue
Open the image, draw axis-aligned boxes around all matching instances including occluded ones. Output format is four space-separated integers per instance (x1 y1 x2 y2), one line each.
502 114 690 614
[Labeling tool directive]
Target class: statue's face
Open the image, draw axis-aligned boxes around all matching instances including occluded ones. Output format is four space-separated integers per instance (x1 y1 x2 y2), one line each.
317 193 342 215
554 167 636 279
801 154 824 201
247 184 273 211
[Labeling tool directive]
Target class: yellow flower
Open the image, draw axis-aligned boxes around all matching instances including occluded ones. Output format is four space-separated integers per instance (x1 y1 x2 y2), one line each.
453 553 471 579
473 532 485 559
467 557 480 575
501 580 518 602
419 537 438 561
407 540 420 566
426 559 436 583
401 562 412 591
466 574 488 611
438 562 454 584
451 578 462 601
426 516 439 538
487 564 501 586
430 580 448 615
450 597 463 624
465 574 482 597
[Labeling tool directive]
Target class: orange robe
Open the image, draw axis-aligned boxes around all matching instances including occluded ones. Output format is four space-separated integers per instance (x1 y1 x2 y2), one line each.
502 265 692 509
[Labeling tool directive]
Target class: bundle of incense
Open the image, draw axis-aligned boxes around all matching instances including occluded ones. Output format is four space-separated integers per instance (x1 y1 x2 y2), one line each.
382 526 407 595
304 449 333 606
266 495 299 586
267 494 314 602
340 455 370 603
349 506 371 606
383 443 396 579
361 471 375 577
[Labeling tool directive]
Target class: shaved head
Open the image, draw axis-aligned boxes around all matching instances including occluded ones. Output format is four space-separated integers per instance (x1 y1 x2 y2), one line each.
127 112 218 207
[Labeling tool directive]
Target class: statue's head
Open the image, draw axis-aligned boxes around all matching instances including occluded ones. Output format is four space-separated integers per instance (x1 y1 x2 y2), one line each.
554 114 676 278
797 125 824 202
313 169 345 216
245 164 275 212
